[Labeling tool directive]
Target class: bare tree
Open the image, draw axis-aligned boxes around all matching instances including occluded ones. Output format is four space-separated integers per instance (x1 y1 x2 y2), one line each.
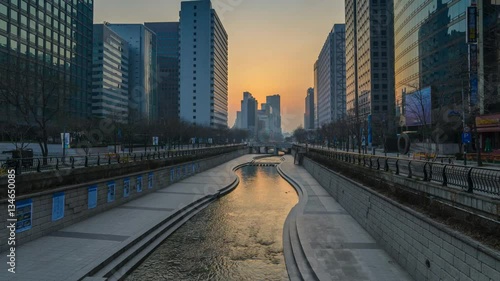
0 60 72 164
0 123 33 152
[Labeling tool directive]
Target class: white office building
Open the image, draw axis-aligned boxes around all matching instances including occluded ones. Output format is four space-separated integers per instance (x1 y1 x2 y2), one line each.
179 0 228 128
316 24 346 127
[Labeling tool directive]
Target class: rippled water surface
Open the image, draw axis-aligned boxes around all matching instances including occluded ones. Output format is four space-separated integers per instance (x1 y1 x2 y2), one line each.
126 162 298 281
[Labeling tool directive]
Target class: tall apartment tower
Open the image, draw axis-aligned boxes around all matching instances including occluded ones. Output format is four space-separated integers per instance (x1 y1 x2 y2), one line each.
92 24 130 123
345 0 395 123
107 24 158 122
304 88 315 130
144 22 180 123
316 24 346 127
179 0 228 128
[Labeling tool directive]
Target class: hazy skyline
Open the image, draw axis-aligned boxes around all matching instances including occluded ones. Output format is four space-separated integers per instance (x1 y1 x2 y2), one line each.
94 0 346 132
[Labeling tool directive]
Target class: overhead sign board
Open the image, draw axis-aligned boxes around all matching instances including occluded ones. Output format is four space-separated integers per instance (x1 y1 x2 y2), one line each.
467 6 478 43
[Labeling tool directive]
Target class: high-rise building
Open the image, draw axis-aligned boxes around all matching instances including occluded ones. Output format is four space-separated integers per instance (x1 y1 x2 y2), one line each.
92 24 129 123
345 0 395 123
313 60 319 129
234 111 242 129
394 0 468 120
266 95 281 135
316 24 346 127
304 88 315 130
240 92 258 132
144 22 180 122
107 24 158 122
394 0 500 149
0 0 94 121
179 0 228 128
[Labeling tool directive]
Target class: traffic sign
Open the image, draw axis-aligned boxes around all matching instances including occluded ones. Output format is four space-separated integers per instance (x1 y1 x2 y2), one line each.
462 132 472 144
464 126 471 133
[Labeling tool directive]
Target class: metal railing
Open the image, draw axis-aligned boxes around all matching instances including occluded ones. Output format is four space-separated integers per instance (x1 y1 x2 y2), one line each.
0 144 246 176
294 145 500 198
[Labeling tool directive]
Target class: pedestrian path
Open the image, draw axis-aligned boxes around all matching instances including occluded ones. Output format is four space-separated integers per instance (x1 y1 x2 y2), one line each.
278 155 413 281
0 155 255 281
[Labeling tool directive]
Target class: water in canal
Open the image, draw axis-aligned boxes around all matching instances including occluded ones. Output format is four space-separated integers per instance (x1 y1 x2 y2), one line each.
126 161 298 281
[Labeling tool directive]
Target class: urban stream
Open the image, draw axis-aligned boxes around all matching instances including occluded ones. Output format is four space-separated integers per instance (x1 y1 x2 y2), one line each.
126 157 298 280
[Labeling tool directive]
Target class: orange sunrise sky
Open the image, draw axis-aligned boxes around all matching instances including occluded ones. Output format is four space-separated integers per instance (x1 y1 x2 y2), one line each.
94 0 346 132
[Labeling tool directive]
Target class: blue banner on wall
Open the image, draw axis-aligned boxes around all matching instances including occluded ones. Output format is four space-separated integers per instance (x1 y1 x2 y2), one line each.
88 186 98 209
367 114 373 146
136 176 143 193
148 173 153 189
16 199 33 233
123 178 130 198
52 192 65 221
107 181 116 202
170 169 175 182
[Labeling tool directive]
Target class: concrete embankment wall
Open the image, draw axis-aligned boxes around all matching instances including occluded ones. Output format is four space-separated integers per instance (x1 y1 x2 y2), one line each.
0 149 247 252
303 157 500 281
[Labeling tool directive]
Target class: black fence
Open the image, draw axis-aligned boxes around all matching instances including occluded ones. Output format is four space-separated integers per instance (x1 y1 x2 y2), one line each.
294 145 500 198
0 144 245 176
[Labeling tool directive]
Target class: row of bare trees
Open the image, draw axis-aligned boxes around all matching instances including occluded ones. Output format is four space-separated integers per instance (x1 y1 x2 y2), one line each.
0 58 247 162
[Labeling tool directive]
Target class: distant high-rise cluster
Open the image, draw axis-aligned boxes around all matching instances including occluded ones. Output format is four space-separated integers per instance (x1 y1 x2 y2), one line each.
234 92 282 141
0 0 228 129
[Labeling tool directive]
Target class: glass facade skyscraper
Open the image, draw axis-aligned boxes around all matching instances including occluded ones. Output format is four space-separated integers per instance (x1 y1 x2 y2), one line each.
394 0 469 118
92 24 129 123
107 24 158 122
0 0 94 120
144 22 180 123
316 24 346 127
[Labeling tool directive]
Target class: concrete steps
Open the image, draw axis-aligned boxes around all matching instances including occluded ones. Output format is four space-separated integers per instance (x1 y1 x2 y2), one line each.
82 176 241 281
277 164 319 281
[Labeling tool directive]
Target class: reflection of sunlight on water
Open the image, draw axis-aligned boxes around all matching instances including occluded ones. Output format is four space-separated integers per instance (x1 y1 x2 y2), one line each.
126 166 297 281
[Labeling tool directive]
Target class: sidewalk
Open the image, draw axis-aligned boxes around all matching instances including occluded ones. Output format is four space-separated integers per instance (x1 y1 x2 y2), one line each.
309 145 500 170
279 156 413 281
0 155 255 281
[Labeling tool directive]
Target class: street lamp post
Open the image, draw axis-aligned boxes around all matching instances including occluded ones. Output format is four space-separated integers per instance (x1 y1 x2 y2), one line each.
462 87 468 166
